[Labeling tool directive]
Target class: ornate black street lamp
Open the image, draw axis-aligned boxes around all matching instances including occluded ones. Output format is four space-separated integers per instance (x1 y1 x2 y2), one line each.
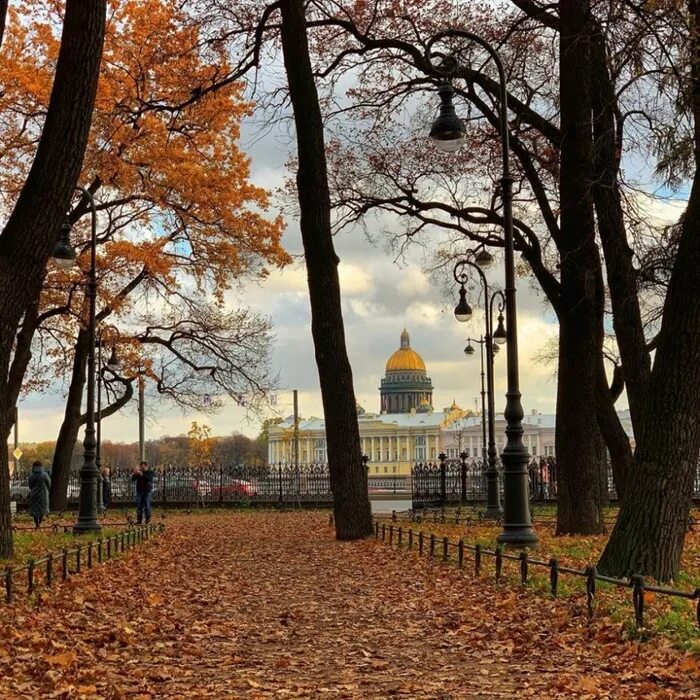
52 186 102 533
96 326 121 511
430 30 538 547
454 258 503 519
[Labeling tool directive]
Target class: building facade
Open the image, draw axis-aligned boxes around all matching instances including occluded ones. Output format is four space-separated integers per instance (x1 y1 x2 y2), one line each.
267 328 557 475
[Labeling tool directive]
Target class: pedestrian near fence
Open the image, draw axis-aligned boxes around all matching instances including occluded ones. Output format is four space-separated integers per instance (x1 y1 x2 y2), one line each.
132 461 155 525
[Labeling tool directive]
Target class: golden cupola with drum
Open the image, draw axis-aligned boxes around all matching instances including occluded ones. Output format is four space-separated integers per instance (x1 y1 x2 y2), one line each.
379 329 433 414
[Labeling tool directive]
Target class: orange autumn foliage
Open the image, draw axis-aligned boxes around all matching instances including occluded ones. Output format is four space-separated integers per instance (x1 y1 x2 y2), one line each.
0 0 289 387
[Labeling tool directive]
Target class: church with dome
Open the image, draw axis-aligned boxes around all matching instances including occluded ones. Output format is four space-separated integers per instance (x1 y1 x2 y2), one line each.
266 328 556 475
380 329 434 414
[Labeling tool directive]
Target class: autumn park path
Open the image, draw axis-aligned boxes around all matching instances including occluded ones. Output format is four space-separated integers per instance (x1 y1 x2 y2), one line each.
0 512 698 699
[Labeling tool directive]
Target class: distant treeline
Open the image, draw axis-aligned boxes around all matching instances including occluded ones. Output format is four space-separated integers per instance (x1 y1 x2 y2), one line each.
8 432 268 472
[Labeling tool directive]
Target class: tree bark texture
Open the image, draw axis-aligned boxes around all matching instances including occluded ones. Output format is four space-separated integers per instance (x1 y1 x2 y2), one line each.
555 0 607 534
0 0 106 557
590 25 650 436
598 0 700 581
50 329 89 511
279 0 373 539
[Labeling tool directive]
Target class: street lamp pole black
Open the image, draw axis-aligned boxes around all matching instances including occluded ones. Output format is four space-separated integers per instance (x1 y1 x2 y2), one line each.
454 258 503 519
52 185 102 533
465 336 488 463
95 326 121 512
428 30 538 547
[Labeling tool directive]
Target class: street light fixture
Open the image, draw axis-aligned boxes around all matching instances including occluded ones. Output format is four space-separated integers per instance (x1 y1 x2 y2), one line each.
51 186 102 534
454 258 503 518
453 284 473 322
429 30 538 547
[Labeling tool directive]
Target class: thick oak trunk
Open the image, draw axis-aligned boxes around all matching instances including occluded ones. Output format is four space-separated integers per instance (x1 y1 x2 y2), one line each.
50 329 89 511
279 0 372 538
599 1 700 579
0 0 106 558
590 27 650 441
555 0 607 534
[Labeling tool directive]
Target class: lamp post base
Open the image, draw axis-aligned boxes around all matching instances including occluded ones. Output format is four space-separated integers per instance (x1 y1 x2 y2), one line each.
496 526 539 548
73 519 102 534
481 505 503 520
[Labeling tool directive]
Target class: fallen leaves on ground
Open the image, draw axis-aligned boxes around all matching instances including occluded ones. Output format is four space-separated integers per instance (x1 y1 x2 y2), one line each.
0 512 697 699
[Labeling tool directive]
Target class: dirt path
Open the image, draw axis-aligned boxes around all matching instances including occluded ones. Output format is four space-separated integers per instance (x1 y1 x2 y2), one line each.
0 512 697 699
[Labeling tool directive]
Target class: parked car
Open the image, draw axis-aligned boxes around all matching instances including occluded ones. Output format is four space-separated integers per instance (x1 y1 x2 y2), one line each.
210 480 257 499
9 484 29 501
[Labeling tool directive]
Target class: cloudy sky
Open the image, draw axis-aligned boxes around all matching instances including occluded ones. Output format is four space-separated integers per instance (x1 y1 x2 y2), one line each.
14 83 689 447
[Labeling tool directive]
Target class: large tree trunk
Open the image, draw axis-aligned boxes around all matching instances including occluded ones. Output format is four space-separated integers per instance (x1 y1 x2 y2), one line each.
0 0 106 558
50 329 89 511
279 0 372 538
555 0 607 534
594 355 633 500
590 25 650 437
598 0 700 580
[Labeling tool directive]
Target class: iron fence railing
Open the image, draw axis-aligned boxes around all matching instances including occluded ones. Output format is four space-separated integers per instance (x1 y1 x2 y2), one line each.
411 456 700 509
9 456 700 509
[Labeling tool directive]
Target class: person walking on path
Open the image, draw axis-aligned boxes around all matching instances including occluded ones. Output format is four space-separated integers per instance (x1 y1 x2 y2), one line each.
132 461 155 524
28 460 51 529
101 466 112 514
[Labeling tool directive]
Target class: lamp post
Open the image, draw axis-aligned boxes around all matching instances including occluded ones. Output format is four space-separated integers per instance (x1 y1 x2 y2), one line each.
454 257 504 519
52 186 102 533
464 336 488 463
429 30 538 547
96 326 121 511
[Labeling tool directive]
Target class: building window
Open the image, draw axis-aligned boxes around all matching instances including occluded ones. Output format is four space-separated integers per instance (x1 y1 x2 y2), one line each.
375 466 379 474
392 466 397 473
314 439 327 463
384 466 388 474
401 448 407 460
385 450 390 461
415 435 426 461
431 448 436 459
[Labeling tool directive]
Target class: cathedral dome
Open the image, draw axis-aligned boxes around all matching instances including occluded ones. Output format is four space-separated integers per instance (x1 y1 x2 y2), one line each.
385 329 426 372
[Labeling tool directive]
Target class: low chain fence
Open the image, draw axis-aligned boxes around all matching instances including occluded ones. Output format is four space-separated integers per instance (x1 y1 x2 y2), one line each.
356 514 700 632
3 523 164 604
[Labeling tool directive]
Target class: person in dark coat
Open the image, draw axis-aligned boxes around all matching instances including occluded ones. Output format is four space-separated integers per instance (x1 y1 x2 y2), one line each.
28 460 51 529
101 467 112 514
132 460 155 524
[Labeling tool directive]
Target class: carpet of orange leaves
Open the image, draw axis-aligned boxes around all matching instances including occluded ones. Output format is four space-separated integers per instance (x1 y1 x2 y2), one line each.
0 511 698 699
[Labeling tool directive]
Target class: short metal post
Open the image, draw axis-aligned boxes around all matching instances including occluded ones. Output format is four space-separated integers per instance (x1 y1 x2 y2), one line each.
62 549 68 581
382 523 386 541
107 538 111 559
585 566 596 618
76 545 82 574
519 551 528 584
97 539 103 563
46 553 53 587
475 543 481 575
419 531 424 556
27 560 34 594
458 539 464 568
375 521 379 538
87 542 93 568
429 533 435 557
442 536 449 562
495 546 503 583
632 574 645 628
389 525 394 545
121 533 125 553
398 527 403 546
408 529 413 550
5 567 13 603
549 558 558 597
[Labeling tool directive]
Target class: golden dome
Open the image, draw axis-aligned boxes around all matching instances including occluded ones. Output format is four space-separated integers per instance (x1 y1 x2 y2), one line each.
385 328 426 372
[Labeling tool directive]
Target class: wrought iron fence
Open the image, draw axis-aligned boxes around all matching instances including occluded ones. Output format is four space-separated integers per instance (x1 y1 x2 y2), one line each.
10 464 336 507
411 455 700 509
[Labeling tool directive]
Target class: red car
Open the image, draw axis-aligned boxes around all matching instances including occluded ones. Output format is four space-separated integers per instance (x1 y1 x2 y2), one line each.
210 480 257 498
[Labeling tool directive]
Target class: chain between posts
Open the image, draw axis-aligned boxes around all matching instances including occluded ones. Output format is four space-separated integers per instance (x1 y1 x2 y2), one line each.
371 516 700 631
0 524 164 606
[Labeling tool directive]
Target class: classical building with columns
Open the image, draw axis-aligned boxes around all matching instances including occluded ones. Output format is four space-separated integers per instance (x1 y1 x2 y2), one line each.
267 329 557 475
